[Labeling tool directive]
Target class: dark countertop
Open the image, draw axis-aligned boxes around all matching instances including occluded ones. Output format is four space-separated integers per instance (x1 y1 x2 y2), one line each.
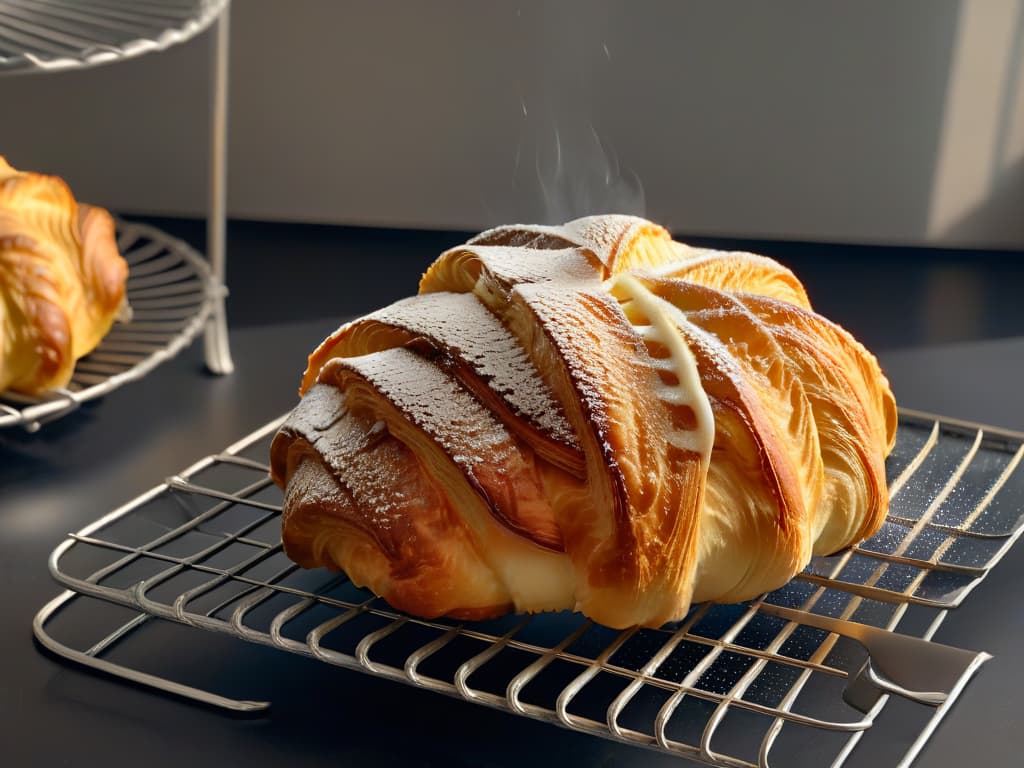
2 223 1023 767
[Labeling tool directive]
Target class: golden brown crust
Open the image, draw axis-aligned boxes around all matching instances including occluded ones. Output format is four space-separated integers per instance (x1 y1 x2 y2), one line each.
272 387 515 620
0 157 128 395
627 276 824 600
274 216 896 628
652 249 812 309
465 215 677 278
736 292 895 548
509 282 706 628
299 292 585 476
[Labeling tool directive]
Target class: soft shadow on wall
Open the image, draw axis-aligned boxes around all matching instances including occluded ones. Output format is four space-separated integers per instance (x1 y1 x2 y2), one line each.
926 0 1024 247
914 0 1024 344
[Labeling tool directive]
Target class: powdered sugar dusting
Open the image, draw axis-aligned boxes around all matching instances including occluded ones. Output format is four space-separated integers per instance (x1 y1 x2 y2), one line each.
330 414 414 533
281 383 348 435
469 223 577 250
562 215 649 269
512 283 634 451
448 244 600 287
367 292 578 447
468 216 657 273
277 384 413 537
336 348 517 473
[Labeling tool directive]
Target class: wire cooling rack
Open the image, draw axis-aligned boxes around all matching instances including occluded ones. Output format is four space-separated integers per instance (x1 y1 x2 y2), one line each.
34 409 1024 767
0 0 229 74
0 218 219 431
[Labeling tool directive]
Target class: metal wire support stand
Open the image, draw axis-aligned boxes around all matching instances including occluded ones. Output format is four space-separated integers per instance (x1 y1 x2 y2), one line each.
34 409 1024 768
0 0 234 403
203 3 233 374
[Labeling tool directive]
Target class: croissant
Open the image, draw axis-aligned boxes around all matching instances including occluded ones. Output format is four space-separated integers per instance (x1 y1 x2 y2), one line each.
0 157 129 396
270 216 897 629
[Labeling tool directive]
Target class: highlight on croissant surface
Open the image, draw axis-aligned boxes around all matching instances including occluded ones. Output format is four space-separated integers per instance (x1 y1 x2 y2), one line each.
270 214 898 629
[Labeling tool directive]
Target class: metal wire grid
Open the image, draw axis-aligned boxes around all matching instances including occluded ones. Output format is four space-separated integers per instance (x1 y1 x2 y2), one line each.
0 218 219 431
34 410 1024 767
0 0 229 74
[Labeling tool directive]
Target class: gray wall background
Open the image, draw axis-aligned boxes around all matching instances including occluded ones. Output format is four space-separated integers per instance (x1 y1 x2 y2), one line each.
1 0 1021 248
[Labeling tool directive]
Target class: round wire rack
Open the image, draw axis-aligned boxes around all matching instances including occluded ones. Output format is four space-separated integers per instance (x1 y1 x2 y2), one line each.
0 219 220 432
0 0 229 75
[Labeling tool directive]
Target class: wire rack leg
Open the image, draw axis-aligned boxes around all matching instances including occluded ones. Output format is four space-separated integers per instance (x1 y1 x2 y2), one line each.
33 590 267 713
203 4 234 375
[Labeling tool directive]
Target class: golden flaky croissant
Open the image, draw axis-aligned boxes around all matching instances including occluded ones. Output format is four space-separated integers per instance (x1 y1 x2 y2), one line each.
270 216 897 629
0 157 129 396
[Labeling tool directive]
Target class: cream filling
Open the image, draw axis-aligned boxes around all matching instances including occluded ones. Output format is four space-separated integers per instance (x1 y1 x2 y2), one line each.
606 274 715 472
491 541 577 613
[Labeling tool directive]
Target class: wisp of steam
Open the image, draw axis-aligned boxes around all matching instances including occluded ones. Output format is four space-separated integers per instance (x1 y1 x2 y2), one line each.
505 4 645 225
511 114 646 225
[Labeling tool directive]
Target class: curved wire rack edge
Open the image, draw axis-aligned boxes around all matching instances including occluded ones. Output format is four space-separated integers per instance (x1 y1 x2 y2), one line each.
0 0 230 76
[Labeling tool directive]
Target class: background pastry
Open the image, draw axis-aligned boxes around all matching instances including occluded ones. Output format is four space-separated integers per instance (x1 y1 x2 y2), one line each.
0 157 129 396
